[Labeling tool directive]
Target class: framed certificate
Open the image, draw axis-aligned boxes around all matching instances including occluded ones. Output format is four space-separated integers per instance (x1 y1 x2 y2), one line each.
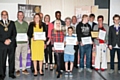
91 31 99 38
17 33 28 41
34 32 46 40
66 37 77 45
54 42 64 50
81 37 92 45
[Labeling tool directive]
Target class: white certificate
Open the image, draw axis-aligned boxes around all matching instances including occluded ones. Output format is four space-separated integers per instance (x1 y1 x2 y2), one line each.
66 37 77 45
98 30 106 40
81 37 92 45
17 33 28 41
34 32 46 40
54 42 64 50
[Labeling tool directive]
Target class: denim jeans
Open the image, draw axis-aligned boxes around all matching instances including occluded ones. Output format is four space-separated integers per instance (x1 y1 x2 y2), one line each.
110 48 120 70
79 44 92 68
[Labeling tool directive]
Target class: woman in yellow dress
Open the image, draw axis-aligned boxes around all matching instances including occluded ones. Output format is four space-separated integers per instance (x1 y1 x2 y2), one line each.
27 13 46 76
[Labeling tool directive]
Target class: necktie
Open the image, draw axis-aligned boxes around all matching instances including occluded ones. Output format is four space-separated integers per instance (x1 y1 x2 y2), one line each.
5 20 7 25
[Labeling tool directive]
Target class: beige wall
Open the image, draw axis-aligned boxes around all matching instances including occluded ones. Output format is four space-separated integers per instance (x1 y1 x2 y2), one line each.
28 0 108 23
28 0 94 22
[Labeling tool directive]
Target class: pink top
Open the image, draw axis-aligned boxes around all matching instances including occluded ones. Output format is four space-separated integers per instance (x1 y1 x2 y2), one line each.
47 23 54 39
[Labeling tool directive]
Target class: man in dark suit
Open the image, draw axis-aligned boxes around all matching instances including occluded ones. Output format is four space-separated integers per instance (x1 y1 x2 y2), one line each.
52 11 65 26
88 14 97 31
88 14 97 69
0 10 17 80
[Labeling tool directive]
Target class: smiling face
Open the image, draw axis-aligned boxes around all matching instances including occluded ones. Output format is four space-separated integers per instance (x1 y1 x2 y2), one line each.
65 19 71 26
44 15 50 23
68 28 73 36
56 13 61 20
1 11 8 20
54 20 61 30
34 14 40 23
72 16 77 24
114 17 120 24
82 16 89 24
18 12 24 21
56 21 60 28
89 16 95 22
98 18 103 25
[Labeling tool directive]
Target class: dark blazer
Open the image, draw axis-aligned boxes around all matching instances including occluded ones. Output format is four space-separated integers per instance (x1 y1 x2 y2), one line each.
27 21 47 45
108 25 120 47
91 22 97 30
0 20 17 47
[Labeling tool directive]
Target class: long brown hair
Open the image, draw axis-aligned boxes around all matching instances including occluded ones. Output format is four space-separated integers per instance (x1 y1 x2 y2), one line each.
33 13 42 29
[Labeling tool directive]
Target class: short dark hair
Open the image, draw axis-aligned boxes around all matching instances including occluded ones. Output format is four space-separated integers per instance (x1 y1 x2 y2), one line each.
68 27 73 31
89 13 95 18
17 11 24 15
113 14 120 20
55 11 61 15
97 15 104 20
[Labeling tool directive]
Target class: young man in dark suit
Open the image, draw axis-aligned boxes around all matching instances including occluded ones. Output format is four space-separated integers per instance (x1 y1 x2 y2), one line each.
0 10 17 80
88 14 97 31
88 14 97 69
108 14 120 73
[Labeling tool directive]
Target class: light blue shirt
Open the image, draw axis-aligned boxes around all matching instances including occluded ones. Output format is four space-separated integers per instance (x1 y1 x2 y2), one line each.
64 35 75 55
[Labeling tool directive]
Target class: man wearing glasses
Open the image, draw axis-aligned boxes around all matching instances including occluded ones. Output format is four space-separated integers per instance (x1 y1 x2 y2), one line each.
0 10 17 80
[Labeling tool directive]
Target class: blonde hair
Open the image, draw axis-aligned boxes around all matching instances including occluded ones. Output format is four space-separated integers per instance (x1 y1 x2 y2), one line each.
54 20 62 31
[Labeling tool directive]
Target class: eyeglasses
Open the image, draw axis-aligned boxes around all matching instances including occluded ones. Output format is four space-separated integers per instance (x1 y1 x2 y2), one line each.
2 14 7 16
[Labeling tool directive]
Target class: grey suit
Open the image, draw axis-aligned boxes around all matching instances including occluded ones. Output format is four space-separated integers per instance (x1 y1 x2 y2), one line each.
93 23 109 45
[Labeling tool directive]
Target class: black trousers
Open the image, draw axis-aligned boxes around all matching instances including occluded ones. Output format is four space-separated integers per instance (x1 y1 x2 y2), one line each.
74 45 79 67
44 43 52 64
55 53 62 73
0 46 15 78
54 53 57 65
54 53 64 70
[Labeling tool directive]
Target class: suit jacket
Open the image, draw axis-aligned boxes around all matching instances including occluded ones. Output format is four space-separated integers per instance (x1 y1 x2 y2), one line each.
108 25 120 47
52 19 65 26
93 23 109 45
91 22 97 30
0 20 17 47
27 21 47 46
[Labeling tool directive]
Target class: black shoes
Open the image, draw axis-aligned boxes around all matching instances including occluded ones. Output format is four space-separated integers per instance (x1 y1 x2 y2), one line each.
9 75 16 79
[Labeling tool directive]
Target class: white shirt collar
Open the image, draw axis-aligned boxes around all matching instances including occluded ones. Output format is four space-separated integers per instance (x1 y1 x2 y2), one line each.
71 23 78 27
18 20 23 24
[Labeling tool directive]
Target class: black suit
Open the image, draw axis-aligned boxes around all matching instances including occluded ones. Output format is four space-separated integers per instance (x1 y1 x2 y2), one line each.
91 22 97 31
88 22 97 69
0 20 17 78
108 25 120 47
109 25 120 70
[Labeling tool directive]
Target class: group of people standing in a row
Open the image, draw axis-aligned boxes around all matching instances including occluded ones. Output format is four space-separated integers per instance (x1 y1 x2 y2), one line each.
0 10 120 80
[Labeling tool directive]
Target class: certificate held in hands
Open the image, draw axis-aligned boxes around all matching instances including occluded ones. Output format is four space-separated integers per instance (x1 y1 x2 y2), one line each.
81 36 92 45
54 42 64 50
17 33 28 41
34 32 46 40
66 37 77 45
98 30 106 40
91 31 98 38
